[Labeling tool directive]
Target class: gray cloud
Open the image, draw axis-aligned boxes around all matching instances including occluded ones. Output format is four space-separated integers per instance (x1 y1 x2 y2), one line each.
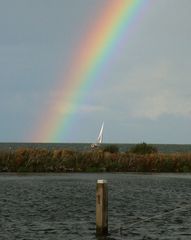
0 0 191 143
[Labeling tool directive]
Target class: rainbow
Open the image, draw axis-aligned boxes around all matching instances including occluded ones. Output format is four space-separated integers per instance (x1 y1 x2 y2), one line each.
34 0 150 142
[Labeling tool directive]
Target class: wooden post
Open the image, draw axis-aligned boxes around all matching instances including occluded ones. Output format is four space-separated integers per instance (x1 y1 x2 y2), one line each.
96 179 108 236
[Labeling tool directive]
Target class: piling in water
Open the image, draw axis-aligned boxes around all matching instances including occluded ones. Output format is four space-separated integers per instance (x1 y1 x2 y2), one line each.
96 179 108 236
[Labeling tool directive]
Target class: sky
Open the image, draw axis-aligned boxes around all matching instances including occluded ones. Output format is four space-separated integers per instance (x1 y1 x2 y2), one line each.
0 0 191 144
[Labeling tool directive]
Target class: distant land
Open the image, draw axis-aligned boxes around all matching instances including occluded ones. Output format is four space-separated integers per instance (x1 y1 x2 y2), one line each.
0 142 191 153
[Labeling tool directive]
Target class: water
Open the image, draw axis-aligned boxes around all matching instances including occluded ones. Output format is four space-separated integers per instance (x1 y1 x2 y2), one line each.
0 142 191 153
1 173 191 239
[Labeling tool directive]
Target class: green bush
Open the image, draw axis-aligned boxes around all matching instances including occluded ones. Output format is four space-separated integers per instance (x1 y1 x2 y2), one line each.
103 144 119 153
129 142 158 154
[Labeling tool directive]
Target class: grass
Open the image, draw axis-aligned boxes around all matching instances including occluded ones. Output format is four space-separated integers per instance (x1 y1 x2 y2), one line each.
0 148 191 173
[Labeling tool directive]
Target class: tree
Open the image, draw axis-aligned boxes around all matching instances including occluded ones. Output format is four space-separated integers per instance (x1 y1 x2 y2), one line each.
129 142 158 154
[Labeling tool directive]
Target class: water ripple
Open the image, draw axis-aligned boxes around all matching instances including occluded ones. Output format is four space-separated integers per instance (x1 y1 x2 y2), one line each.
1 173 191 239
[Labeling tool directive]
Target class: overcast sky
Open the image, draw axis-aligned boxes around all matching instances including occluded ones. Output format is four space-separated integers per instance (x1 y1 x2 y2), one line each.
0 0 191 144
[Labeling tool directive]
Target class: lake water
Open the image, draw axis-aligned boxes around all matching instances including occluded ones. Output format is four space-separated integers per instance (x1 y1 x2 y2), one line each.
1 173 191 240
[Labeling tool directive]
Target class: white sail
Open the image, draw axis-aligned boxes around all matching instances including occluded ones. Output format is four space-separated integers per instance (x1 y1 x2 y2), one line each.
91 122 104 148
97 122 104 144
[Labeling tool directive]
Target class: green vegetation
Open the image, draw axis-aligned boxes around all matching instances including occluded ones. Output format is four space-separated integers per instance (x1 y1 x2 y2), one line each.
129 142 158 154
103 144 119 153
0 147 191 173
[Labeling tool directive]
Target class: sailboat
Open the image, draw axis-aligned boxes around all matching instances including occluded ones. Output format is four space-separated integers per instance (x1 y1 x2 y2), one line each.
91 122 104 149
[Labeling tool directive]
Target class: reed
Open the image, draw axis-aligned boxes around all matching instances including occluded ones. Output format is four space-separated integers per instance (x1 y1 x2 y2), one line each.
0 148 191 172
